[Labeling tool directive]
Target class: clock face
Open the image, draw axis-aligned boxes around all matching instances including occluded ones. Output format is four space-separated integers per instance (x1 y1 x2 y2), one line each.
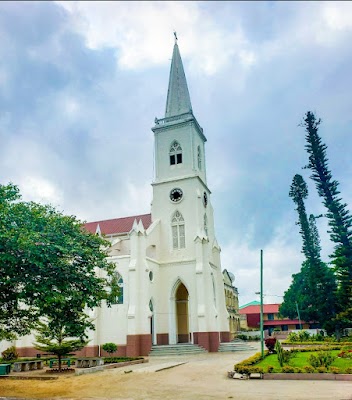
203 192 208 207
170 188 183 203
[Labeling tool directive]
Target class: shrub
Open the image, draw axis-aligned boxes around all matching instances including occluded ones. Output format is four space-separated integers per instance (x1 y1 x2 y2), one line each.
282 365 295 373
102 343 118 355
235 365 250 375
329 367 340 374
266 365 275 373
265 338 277 353
337 350 352 359
287 332 299 342
303 365 315 373
316 366 327 373
308 351 335 368
294 367 303 373
345 367 352 374
236 334 248 341
1 346 19 361
248 366 264 374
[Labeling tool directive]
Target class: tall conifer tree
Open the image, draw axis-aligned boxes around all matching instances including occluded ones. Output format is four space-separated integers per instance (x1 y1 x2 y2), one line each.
280 174 336 329
302 112 352 326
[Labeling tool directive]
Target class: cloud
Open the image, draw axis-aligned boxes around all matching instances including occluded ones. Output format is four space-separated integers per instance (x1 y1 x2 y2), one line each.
1 1 352 310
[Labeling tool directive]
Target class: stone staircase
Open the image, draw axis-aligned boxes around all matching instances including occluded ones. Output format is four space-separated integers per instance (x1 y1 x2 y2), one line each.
218 339 256 352
149 343 208 357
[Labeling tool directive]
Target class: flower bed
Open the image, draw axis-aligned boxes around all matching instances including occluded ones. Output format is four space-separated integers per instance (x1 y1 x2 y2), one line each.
233 347 352 378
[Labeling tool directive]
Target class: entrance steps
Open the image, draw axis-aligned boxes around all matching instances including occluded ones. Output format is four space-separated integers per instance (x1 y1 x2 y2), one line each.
218 339 256 352
149 343 208 357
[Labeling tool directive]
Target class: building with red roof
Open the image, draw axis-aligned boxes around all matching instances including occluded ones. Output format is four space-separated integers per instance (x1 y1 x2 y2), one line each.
239 302 311 335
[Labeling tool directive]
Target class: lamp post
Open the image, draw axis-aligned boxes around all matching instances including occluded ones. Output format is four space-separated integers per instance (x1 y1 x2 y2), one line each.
256 250 264 359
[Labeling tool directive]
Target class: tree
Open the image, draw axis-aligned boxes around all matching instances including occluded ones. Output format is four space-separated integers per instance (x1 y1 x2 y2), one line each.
0 183 119 341
34 320 88 371
302 112 352 328
102 342 118 356
280 175 337 330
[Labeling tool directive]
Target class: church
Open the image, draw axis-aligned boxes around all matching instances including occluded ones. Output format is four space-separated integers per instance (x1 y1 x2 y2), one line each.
5 40 232 358
83 40 231 357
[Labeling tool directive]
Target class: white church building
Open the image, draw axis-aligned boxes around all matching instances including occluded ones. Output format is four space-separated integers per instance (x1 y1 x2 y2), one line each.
7 40 231 358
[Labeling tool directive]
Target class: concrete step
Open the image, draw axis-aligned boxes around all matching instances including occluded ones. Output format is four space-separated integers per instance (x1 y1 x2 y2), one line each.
149 344 208 356
218 341 256 352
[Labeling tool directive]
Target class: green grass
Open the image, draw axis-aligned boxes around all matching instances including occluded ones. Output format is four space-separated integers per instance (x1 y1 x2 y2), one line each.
256 350 352 373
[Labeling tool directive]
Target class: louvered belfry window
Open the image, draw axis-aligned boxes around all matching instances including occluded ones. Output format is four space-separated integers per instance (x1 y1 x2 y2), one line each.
172 210 185 249
170 141 183 165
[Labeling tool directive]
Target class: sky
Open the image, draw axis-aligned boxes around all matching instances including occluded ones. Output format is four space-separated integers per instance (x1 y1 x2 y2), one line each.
1 1 352 307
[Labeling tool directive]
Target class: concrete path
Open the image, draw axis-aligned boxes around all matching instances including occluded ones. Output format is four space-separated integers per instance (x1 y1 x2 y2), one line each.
0 345 351 400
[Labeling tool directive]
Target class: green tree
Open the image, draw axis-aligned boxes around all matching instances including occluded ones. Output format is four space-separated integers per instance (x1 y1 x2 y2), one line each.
102 342 118 355
34 320 88 371
0 183 119 341
280 175 337 330
302 111 352 328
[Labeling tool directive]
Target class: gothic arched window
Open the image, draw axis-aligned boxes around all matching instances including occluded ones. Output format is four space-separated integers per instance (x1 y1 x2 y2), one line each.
170 141 182 165
115 273 124 304
171 210 185 249
197 145 201 170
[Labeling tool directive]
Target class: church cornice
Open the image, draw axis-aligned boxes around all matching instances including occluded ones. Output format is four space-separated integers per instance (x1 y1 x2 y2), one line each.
152 173 211 193
152 113 206 143
158 258 196 266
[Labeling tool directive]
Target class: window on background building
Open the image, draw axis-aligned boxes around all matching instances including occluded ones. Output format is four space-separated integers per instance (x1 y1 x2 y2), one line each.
172 211 185 249
267 313 274 320
282 325 288 331
169 141 182 165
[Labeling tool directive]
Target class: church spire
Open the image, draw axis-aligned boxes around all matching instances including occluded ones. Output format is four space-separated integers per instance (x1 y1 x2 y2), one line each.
165 36 193 118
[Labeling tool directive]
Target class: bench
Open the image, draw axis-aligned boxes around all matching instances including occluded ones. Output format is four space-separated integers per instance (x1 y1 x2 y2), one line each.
75 357 104 368
13 360 43 372
49 358 71 368
0 364 11 375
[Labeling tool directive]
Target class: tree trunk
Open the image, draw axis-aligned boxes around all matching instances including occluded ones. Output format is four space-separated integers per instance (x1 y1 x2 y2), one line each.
58 354 62 372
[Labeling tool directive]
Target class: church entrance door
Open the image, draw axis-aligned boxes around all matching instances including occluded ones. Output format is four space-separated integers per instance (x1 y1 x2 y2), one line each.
175 283 190 343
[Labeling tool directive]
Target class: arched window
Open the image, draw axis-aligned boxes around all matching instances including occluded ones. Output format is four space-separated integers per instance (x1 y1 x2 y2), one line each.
170 141 182 165
197 145 201 170
204 214 208 236
171 211 185 249
115 273 124 304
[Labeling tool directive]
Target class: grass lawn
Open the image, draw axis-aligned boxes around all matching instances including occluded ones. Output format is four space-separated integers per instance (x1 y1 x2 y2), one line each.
256 350 352 373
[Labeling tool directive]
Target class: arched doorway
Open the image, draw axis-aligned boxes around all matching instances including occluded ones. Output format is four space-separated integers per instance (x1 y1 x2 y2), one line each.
175 283 189 343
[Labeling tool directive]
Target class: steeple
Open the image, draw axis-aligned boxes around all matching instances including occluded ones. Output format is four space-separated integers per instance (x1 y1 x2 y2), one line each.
165 37 193 118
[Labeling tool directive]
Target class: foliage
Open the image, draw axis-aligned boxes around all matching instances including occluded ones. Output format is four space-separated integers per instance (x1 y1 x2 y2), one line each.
103 356 142 364
102 343 118 355
346 367 352 374
303 365 315 373
1 346 18 361
337 350 352 359
286 331 327 343
234 352 267 373
34 321 87 371
308 351 335 368
0 183 120 340
266 365 275 373
330 367 341 374
282 365 295 373
275 339 284 367
281 174 337 331
302 111 352 330
264 338 277 353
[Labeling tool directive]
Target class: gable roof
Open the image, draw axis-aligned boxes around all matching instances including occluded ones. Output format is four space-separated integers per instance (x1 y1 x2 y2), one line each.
239 300 260 309
239 303 280 315
84 213 152 236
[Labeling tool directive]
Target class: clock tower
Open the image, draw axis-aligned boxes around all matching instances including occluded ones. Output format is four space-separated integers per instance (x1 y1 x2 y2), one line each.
150 39 230 348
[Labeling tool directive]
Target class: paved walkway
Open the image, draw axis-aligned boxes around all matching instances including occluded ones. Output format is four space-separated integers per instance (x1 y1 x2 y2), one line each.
0 346 351 400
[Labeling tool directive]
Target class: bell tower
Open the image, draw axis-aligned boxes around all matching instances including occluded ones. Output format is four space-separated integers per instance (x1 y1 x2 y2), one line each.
151 38 213 260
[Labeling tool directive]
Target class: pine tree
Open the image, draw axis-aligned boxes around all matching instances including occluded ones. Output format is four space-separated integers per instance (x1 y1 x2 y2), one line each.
302 112 352 327
280 174 336 330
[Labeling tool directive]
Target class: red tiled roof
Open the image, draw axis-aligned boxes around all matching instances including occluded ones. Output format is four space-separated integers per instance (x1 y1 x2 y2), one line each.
84 214 152 236
239 304 280 315
264 319 303 326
